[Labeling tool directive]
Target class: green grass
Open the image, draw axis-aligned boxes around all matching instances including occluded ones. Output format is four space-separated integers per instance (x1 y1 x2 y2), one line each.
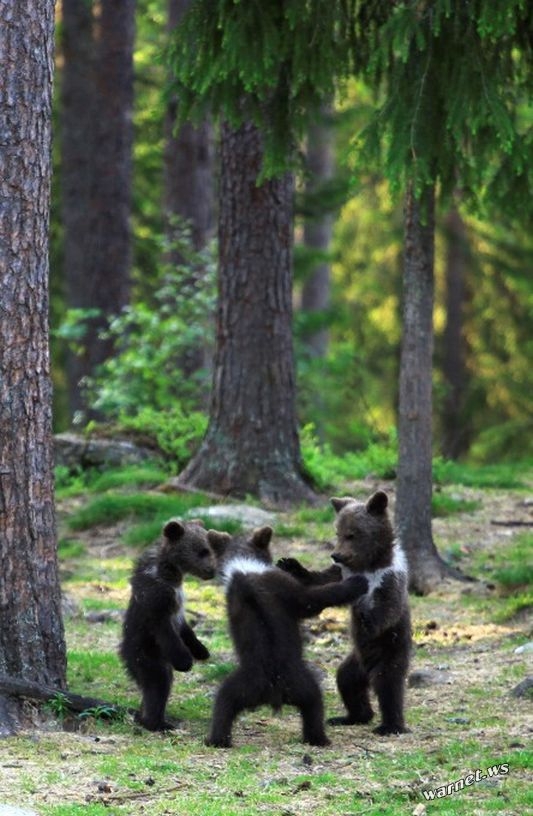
431 492 481 517
67 492 204 531
5 458 531 816
55 464 171 499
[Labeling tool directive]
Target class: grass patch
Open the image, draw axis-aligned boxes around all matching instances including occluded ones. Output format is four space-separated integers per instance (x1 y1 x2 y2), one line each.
432 493 481 517
433 458 529 489
67 492 205 531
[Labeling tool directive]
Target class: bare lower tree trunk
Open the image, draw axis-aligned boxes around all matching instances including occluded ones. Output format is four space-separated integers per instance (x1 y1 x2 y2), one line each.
164 0 213 254
396 184 450 593
0 0 66 734
178 122 315 505
60 0 95 420
62 0 135 422
301 108 334 359
164 0 214 382
441 206 472 459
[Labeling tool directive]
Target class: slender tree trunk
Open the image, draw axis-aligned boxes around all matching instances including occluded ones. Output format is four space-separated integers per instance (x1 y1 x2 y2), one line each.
0 0 66 734
164 0 214 382
61 0 135 422
301 108 334 359
441 206 471 459
178 122 315 505
60 0 95 420
164 0 213 254
395 184 449 593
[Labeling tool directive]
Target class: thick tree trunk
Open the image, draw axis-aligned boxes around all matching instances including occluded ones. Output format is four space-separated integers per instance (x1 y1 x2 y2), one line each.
61 0 135 422
178 122 316 505
0 0 66 734
441 207 472 459
301 110 334 359
164 0 214 382
395 184 450 593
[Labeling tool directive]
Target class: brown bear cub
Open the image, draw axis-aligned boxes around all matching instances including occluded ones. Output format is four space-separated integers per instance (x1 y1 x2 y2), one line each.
278 490 412 735
120 519 215 732
205 526 369 748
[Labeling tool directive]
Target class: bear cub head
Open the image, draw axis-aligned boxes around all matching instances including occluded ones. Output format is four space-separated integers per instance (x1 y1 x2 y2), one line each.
330 490 394 574
206 526 274 581
158 518 216 582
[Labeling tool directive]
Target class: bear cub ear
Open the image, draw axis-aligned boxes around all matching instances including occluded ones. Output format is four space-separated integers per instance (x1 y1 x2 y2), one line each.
188 518 206 528
163 519 185 541
207 530 232 555
330 497 353 514
366 490 388 515
251 526 273 550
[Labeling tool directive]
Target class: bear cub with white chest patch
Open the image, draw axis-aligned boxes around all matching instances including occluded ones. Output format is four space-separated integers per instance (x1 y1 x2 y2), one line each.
278 490 412 735
120 519 215 731
205 526 369 748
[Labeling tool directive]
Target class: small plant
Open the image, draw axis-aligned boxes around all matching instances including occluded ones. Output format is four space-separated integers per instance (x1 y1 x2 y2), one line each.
45 691 71 721
78 704 126 722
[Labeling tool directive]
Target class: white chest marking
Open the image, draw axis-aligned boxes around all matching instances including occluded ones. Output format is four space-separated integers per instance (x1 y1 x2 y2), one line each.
221 556 273 591
175 586 185 624
342 542 408 606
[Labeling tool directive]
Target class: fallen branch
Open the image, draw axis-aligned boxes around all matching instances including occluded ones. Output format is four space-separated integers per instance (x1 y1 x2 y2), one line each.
490 520 533 527
0 674 133 718
87 782 189 804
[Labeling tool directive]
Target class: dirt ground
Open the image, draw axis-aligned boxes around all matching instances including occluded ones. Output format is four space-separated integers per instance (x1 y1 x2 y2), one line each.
0 482 531 813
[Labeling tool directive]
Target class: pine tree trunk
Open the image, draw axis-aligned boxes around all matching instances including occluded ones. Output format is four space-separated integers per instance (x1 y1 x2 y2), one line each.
0 0 66 734
395 184 449 593
301 109 334 359
60 0 95 420
164 0 213 254
164 0 214 382
441 207 472 459
178 122 316 505
61 0 135 422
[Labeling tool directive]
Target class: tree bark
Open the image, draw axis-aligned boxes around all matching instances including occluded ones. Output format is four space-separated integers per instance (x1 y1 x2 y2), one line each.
0 0 66 733
441 206 472 459
164 0 214 382
301 109 334 359
178 122 316 505
395 184 450 593
164 1 214 255
61 0 135 422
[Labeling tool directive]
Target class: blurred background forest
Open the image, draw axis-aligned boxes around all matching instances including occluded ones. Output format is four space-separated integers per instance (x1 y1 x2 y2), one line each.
49 0 533 471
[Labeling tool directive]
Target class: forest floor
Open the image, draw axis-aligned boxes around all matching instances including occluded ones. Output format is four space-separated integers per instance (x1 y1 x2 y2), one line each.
0 472 531 816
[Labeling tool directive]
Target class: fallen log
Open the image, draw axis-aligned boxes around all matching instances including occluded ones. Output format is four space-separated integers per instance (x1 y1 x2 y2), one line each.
0 674 132 719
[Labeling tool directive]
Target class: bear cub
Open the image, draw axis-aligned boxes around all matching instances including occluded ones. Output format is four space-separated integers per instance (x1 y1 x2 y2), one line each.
204 526 369 748
120 519 215 731
278 490 412 735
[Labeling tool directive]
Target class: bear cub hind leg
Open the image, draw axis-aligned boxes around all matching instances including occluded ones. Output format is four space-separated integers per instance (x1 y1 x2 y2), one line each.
328 653 374 727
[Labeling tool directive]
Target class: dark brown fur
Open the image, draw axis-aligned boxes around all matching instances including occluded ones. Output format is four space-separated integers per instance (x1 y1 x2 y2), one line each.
278 491 412 735
119 519 215 731
205 526 369 748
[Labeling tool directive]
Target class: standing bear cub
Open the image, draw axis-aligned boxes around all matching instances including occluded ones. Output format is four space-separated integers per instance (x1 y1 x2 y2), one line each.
278 490 412 735
120 519 215 731
204 526 369 748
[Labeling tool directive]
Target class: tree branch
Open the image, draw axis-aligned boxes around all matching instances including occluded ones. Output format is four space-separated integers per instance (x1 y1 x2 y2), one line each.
0 674 132 718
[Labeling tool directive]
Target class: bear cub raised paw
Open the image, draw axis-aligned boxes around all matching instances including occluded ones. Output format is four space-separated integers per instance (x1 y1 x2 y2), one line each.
278 490 412 736
119 519 215 732
204 526 369 748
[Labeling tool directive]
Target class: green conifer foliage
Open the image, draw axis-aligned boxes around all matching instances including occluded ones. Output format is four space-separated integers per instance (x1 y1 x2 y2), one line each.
169 1 532 198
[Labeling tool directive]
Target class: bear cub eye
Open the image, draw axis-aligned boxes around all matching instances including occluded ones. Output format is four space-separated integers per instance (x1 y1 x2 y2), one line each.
198 548 211 559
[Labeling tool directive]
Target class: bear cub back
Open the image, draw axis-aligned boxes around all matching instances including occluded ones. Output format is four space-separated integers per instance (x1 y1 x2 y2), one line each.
204 526 368 747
